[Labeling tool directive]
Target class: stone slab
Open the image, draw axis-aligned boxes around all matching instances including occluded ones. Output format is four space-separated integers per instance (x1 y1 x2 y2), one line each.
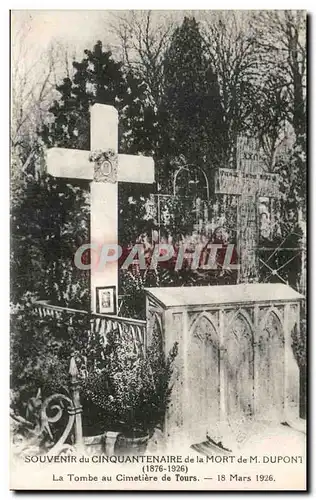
145 283 304 308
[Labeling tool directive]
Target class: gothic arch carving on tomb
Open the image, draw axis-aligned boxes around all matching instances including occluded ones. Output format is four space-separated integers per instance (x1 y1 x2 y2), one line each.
235 306 255 325
276 304 285 322
153 312 163 342
147 306 164 349
259 306 284 338
187 314 220 443
225 310 255 420
258 306 272 325
189 311 219 344
225 308 255 343
256 310 285 420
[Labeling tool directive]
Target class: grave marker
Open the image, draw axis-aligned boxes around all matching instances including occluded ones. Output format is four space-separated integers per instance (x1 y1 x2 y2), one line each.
215 136 280 283
46 104 155 313
146 284 303 449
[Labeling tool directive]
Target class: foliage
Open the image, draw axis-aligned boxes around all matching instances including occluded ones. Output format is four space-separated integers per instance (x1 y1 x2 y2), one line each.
254 11 306 140
10 296 178 437
277 136 306 216
11 172 90 308
83 327 178 436
41 40 155 156
119 268 179 319
119 260 238 321
292 315 307 368
114 10 306 177
146 326 178 431
202 11 260 166
119 270 152 320
251 11 306 176
159 17 225 174
11 13 65 174
11 12 307 439
11 13 306 320
112 10 174 108
118 176 205 250
10 298 100 418
13 40 163 311
258 141 305 290
291 303 307 419
118 185 153 248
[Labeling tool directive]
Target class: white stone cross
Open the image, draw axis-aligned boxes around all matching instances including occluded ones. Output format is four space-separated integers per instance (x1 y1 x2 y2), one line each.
46 104 155 313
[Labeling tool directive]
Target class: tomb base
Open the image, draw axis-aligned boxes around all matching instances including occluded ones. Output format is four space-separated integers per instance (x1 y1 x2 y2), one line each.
146 283 304 450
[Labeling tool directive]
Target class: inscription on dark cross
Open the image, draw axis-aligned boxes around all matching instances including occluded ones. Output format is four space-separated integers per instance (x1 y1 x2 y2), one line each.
215 136 281 283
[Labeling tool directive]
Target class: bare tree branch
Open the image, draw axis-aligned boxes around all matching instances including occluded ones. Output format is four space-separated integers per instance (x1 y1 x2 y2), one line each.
110 10 175 106
11 13 74 181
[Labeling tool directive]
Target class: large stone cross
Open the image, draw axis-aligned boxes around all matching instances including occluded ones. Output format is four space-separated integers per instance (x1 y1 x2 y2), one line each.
47 104 154 313
215 137 281 283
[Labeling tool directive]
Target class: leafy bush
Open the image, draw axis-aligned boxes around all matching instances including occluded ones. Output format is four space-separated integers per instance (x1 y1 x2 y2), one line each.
291 304 307 419
10 298 98 419
10 296 178 438
11 172 90 309
83 327 178 436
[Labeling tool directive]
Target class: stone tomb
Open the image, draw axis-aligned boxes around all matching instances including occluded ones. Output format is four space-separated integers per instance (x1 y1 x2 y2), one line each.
146 283 303 448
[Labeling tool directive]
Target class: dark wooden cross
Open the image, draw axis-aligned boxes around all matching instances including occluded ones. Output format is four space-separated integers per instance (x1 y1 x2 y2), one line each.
215 137 281 283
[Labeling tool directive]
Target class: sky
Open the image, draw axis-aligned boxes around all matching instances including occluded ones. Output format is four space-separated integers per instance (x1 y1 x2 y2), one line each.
11 9 203 63
10 9 190 101
11 10 126 99
11 10 113 54
11 9 186 87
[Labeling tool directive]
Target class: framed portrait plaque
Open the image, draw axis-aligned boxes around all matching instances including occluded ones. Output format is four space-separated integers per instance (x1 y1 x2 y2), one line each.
96 286 116 315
